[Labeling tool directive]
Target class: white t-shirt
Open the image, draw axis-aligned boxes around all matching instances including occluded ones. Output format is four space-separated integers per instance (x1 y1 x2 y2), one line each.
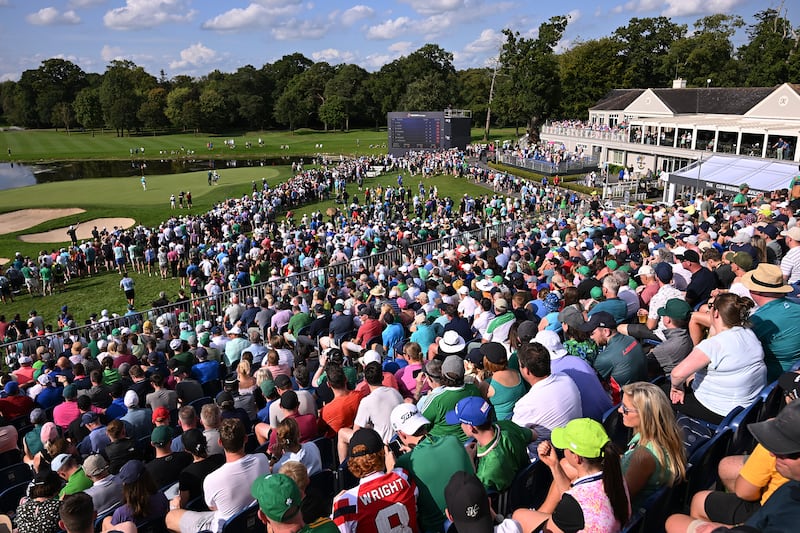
353 386 404 443
273 441 322 476
512 373 583 434
204 453 270 531
694 326 767 416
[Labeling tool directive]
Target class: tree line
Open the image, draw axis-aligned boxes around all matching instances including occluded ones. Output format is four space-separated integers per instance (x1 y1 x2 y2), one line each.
0 9 797 138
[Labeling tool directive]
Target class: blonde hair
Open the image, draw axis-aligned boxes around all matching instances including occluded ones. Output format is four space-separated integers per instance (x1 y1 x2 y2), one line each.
237 359 251 379
622 382 687 484
255 367 274 386
278 461 310 491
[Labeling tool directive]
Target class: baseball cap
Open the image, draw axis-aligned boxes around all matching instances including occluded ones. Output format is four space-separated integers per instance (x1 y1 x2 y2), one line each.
494 298 508 312
151 425 174 447
3 382 18 396
251 473 302 522
181 428 207 456
152 407 170 424
779 371 800 399
748 400 800 456
424 359 442 379
37 374 52 386
551 418 610 459
228 326 242 336
51 453 72 472
80 412 100 427
729 252 753 272
446 396 493 426
215 391 234 408
577 265 591 276
118 460 146 485
279 390 300 410
681 249 700 263
781 227 800 242
390 403 430 435
516 320 538 341
441 355 465 380
578 311 616 332
534 330 567 359
18 356 32 365
273 374 292 390
358 350 382 367
83 454 109 477
558 305 585 331
653 262 673 283
63 384 77 399
636 265 655 278
123 390 139 408
169 339 182 351
444 471 493 533
479 342 507 365
657 298 692 321
348 428 384 458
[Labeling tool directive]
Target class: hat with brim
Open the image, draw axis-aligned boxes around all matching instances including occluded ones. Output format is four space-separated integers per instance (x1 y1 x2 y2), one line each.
577 311 616 332
741 263 793 294
748 401 800 456
475 279 494 292
656 298 692 321
251 473 302 522
439 330 466 354
370 285 386 297
550 418 610 459
444 471 494 533
533 330 567 359
390 403 430 435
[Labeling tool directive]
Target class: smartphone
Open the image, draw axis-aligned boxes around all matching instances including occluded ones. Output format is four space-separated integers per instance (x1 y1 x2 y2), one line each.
412 369 423 379
387 440 405 458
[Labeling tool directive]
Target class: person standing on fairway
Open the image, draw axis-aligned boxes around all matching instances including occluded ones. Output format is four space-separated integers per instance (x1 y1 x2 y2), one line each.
141 175 146 191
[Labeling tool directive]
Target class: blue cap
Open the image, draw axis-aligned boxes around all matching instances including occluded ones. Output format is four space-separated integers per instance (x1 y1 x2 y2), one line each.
445 396 493 426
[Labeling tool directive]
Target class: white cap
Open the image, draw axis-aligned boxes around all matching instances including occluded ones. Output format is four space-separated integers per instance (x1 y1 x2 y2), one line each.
51 453 71 472
390 403 430 435
124 390 139 408
533 330 568 359
228 326 241 335
637 265 655 278
169 339 182 351
358 350 382 366
457 286 469 295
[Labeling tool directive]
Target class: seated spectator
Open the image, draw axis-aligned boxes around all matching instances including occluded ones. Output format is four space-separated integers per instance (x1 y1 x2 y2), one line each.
104 460 169 530
270 417 322 475
83 453 124 516
619 382 687 510
445 471 523 533
666 400 800 533
15 468 63 533
512 418 630 533
648 298 694 376
0 379 34 420
579 311 647 388
53 453 92 498
215 391 251 434
146 425 192 489
146 373 177 411
104 419 141 475
251 471 338 533
416 356 481 443
512 341 582 443
670 293 767 425
23 407 47 464
481 342 526 421
278 460 332 525
173 428 225 509
264 390 318 451
332 428 418 532
120 390 153 441
448 396 534 492
318 363 364 439
76 412 110 457
558 304 599 364
587 276 628 324
200 403 225 456
353 350 399 394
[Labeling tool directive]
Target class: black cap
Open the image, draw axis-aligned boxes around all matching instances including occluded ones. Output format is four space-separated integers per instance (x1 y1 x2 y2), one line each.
479 342 507 364
444 471 493 533
348 428 384 458
181 428 207 456
578 311 616 332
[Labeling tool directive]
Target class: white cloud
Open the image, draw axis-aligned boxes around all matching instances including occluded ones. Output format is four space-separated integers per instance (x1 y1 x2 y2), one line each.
104 0 195 30
69 0 106 7
169 42 218 69
662 0 745 17
311 48 356 64
202 2 304 31
567 9 581 23
26 7 81 25
399 0 466 16
341 5 374 26
271 18 330 40
362 53 394 71
388 41 413 54
463 29 503 55
101 44 124 61
366 17 412 40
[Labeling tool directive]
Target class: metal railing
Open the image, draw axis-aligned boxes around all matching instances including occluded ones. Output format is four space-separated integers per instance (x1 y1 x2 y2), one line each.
0 217 536 358
497 154 600 175
541 125 630 143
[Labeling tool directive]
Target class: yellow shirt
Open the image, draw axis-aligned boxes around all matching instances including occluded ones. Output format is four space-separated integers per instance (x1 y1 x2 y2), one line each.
739 443 790 504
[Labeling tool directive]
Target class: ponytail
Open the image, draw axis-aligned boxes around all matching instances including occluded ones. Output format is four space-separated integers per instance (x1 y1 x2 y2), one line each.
600 442 629 526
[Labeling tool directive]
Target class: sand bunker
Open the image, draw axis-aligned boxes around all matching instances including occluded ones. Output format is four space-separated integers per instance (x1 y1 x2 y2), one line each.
0 208 86 235
20 217 136 243
0 258 9 266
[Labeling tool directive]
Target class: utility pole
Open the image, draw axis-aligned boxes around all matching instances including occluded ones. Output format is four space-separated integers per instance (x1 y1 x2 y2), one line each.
484 60 499 142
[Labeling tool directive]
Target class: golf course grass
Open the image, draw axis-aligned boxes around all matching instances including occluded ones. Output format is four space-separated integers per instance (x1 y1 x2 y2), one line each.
0 125 516 324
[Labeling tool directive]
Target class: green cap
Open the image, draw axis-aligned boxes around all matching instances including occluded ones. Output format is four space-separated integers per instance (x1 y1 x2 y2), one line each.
199 332 210 346
260 379 275 398
111 328 121 337
418 268 428 280
483 269 494 278
590 286 603 300
130 324 140 333
605 259 618 271
251 473 301 522
491 275 504 284
551 418 610 459
657 298 692 321
179 312 190 322
63 383 77 399
577 265 591 276
151 425 174 446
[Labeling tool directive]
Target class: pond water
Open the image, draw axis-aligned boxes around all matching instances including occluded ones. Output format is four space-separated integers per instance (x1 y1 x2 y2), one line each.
0 157 304 191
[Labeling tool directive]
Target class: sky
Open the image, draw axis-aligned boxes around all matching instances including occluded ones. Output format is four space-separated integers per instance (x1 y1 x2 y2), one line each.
0 0 772 82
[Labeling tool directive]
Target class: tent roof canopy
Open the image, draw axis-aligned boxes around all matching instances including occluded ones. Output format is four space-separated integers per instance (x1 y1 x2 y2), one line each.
667 155 799 194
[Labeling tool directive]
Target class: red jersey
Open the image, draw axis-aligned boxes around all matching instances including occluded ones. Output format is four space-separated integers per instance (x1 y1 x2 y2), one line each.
332 468 418 533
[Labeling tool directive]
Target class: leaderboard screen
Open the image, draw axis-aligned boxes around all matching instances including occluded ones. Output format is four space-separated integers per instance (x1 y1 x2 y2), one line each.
389 114 442 150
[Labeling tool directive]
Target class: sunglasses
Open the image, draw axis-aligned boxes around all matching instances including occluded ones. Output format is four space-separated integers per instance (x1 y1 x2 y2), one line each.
620 404 638 415
707 300 715 310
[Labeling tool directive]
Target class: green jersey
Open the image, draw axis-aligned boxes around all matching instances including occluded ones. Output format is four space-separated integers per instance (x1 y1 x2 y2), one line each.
476 420 533 491
419 383 481 443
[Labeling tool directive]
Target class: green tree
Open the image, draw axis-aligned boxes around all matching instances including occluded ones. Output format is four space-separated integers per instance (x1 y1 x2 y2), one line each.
667 14 744 87
52 102 73 133
738 9 799 86
324 63 370 131
165 86 197 131
318 95 346 130
137 87 169 133
455 67 493 129
199 87 229 132
613 17 686 88
399 72 454 111
99 60 150 136
263 53 313 125
558 37 624 118
495 16 569 139
73 87 104 133
273 79 313 131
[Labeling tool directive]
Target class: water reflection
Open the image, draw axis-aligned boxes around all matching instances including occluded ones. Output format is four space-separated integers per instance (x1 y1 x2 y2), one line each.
0 157 303 190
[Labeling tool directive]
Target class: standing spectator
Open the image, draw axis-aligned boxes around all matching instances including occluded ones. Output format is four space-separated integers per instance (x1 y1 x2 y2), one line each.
119 272 135 308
